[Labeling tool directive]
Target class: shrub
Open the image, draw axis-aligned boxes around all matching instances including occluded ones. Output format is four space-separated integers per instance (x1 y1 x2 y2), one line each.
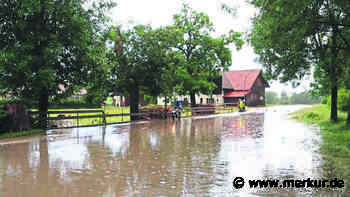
321 97 327 104
326 89 350 111
305 112 320 121
338 89 350 111
50 99 100 109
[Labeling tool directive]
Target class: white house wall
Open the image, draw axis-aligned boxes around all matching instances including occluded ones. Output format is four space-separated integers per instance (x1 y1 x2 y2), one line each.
157 94 223 106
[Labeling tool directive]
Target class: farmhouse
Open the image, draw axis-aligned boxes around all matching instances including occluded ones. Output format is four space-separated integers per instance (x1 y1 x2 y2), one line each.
157 69 269 107
222 69 269 106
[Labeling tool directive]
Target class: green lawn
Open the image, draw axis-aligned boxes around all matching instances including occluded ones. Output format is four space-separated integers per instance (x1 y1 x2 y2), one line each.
291 104 350 163
0 129 45 139
44 105 237 126
46 105 130 126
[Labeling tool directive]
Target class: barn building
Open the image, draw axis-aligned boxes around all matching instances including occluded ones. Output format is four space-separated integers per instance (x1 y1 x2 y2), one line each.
156 69 269 107
222 69 269 106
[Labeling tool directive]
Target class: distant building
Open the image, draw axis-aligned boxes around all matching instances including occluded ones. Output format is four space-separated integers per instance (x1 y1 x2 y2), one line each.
111 92 128 106
157 69 269 107
222 69 269 106
58 84 87 100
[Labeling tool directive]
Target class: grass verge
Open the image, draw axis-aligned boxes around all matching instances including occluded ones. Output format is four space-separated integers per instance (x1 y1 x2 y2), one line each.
45 105 236 126
0 129 45 139
46 106 130 126
291 104 350 163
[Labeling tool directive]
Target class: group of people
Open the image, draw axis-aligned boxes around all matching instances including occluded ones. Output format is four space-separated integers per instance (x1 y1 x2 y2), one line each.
172 101 182 120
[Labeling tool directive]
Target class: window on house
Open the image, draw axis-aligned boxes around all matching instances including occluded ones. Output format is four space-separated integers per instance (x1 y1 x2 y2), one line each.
200 98 203 104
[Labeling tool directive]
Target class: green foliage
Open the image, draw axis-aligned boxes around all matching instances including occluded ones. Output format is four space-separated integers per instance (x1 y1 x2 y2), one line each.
0 0 115 113
266 90 321 105
49 99 100 109
171 4 243 104
0 98 25 105
305 112 320 121
280 91 289 104
265 91 279 104
111 25 178 97
326 89 350 111
83 91 106 106
337 89 350 111
251 0 350 121
321 97 328 104
0 129 44 139
289 91 321 104
292 104 350 186
0 104 7 119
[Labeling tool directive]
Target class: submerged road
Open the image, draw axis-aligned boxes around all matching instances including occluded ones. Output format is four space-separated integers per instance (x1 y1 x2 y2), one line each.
0 105 343 196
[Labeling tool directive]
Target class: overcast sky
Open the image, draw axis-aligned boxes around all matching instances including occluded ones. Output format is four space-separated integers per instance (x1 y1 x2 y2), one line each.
108 0 310 95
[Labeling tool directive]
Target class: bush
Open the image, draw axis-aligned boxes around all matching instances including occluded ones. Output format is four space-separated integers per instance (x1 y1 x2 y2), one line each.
321 97 327 104
338 89 350 111
0 104 9 133
50 99 100 109
0 105 7 119
326 89 350 111
82 91 106 106
305 112 320 121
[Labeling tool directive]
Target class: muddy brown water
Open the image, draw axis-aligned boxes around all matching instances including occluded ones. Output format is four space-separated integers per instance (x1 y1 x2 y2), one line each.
0 106 345 196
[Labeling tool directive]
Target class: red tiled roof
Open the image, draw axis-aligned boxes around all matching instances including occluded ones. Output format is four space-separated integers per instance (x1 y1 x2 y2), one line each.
222 69 261 90
224 90 250 97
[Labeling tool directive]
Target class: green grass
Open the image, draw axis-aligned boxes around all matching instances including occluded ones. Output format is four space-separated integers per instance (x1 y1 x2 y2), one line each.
45 105 130 126
265 104 284 107
0 129 45 139
292 105 350 192
292 104 350 163
43 105 238 126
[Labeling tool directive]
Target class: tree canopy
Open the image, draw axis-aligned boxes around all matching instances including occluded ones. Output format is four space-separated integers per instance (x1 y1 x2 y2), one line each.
251 0 350 121
0 0 115 127
171 4 244 106
110 25 180 119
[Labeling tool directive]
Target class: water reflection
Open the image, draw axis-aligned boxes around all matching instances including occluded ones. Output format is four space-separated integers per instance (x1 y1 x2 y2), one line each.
0 106 344 196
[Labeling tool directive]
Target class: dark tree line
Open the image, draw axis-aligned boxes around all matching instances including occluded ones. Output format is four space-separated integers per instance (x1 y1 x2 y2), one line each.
0 2 243 125
265 91 321 105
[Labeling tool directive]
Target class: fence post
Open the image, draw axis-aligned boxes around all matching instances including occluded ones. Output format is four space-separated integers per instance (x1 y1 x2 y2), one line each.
77 112 79 127
121 107 123 122
102 111 106 126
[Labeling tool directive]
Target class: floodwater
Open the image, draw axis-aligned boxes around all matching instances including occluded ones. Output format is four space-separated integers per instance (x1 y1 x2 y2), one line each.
0 106 345 196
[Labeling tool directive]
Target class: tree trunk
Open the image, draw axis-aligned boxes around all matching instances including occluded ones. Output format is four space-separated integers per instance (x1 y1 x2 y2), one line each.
190 91 196 107
129 85 140 121
38 90 49 129
347 111 350 125
164 96 168 119
330 85 338 122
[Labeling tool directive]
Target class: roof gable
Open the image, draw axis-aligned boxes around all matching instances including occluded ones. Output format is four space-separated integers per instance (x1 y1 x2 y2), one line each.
222 69 262 90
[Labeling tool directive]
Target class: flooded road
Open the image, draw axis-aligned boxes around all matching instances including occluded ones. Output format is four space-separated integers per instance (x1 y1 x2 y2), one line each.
0 106 344 196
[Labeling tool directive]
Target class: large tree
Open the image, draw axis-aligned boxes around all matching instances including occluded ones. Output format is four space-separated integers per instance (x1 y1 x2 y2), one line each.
251 0 350 121
111 25 180 120
0 0 115 127
171 4 244 106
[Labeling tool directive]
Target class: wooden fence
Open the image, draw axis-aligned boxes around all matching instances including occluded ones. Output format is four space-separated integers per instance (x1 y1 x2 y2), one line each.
28 105 235 129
